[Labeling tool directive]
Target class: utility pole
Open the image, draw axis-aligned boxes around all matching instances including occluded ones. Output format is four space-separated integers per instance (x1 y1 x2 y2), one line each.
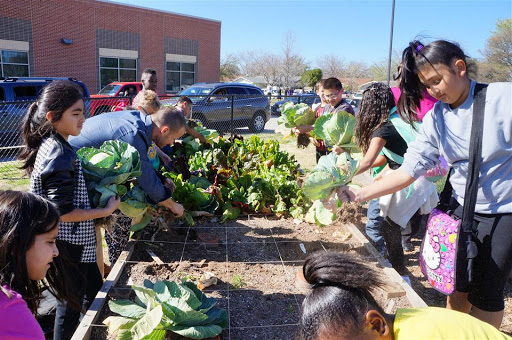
387 0 396 86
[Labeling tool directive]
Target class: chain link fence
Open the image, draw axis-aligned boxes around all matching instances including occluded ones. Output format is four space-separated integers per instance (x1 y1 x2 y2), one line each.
0 93 324 180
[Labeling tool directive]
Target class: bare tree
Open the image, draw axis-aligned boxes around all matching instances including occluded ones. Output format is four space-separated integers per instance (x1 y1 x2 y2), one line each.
369 50 401 81
316 54 345 79
259 53 282 86
235 50 261 77
281 32 308 88
220 53 240 81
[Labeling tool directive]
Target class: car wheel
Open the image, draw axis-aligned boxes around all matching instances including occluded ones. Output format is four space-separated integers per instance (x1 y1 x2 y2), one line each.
249 112 266 132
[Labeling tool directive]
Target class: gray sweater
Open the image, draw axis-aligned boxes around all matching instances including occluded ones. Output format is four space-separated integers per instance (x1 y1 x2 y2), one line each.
401 80 512 214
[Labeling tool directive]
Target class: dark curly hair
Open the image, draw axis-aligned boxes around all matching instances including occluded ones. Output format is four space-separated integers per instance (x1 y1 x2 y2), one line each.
298 251 385 340
354 83 395 154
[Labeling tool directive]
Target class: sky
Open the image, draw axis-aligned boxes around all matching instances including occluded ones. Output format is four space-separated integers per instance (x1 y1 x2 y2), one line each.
109 0 511 67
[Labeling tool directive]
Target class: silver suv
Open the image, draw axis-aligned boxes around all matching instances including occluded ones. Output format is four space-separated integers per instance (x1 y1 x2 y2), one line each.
177 83 270 132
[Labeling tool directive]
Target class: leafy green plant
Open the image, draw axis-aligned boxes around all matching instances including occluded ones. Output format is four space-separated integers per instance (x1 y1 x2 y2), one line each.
103 279 228 340
77 140 153 231
303 153 359 226
277 102 317 148
232 274 246 289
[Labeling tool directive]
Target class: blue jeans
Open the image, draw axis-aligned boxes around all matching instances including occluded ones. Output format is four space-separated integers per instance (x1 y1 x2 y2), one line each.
365 198 385 255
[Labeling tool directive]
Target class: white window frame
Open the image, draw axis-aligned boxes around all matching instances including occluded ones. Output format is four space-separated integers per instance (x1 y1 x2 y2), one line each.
165 54 197 93
98 49 138 90
0 49 29 78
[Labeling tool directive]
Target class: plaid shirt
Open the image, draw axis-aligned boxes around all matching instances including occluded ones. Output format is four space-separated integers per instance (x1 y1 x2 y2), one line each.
30 136 96 263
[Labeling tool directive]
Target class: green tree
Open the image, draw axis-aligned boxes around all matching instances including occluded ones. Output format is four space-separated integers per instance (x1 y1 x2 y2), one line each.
300 68 323 88
481 18 512 81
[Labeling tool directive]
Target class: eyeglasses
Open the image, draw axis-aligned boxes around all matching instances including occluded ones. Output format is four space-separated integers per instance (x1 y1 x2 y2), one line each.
323 91 340 100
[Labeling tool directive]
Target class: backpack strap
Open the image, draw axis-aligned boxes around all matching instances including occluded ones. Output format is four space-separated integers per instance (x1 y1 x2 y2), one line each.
460 83 488 233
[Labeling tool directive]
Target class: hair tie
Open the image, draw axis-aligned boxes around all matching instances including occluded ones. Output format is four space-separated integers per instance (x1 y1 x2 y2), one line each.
415 44 424 53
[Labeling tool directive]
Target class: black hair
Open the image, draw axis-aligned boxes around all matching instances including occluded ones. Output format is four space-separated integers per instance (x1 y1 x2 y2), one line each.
323 77 343 91
355 83 396 154
398 39 468 125
0 190 81 315
18 80 84 175
177 96 193 106
142 68 157 77
152 106 186 133
298 251 385 340
315 79 325 92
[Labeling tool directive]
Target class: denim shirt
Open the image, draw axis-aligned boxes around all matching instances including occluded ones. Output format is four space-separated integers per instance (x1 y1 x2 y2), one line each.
69 110 172 204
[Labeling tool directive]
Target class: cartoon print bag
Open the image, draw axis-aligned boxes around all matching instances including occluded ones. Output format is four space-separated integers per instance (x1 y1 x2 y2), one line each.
419 83 487 295
419 207 460 294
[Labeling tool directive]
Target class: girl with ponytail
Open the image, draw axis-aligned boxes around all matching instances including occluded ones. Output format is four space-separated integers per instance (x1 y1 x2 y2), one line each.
298 251 511 339
339 39 512 329
18 80 120 340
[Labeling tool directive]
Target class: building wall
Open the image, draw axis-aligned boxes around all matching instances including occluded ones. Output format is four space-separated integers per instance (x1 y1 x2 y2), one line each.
1 0 221 93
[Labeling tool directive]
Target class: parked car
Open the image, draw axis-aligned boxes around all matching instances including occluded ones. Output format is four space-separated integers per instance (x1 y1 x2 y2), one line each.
346 98 361 116
89 81 143 116
271 93 320 115
352 92 363 100
0 77 90 148
175 82 270 132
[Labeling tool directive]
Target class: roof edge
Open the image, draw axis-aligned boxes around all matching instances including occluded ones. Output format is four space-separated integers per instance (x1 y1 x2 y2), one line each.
96 0 221 24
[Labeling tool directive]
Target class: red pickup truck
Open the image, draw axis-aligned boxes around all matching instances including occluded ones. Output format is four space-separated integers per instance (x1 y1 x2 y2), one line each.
89 82 143 116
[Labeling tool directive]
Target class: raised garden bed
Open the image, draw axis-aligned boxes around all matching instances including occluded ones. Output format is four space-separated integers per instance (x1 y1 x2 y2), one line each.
72 211 431 340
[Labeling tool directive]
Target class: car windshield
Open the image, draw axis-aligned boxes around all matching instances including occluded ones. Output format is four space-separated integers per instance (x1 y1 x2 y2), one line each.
179 86 213 103
98 84 121 96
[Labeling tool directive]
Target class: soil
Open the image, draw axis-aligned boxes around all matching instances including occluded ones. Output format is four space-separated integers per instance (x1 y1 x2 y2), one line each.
88 206 512 339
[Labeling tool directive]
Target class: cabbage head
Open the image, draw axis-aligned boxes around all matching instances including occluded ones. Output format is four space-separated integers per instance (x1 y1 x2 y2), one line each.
303 152 359 201
277 102 316 129
311 111 356 147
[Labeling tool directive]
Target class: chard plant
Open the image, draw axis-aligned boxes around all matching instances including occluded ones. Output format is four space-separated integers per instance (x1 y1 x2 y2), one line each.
103 279 228 340
277 102 317 148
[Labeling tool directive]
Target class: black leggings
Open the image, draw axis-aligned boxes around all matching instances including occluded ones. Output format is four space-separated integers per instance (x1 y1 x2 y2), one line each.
381 211 424 275
451 202 512 312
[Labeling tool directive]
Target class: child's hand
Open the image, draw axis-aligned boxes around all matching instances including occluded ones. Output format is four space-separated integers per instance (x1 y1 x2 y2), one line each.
105 195 121 215
336 186 358 203
331 145 347 155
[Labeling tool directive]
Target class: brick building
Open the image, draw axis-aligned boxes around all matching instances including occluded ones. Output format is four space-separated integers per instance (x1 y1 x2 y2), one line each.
0 0 221 93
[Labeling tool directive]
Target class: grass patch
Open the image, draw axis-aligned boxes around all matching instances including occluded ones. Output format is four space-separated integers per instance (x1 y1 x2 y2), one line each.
0 161 29 191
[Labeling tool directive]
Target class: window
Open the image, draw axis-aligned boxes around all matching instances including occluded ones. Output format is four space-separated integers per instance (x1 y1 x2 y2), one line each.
1 50 29 77
166 62 195 92
227 87 248 95
99 57 137 89
247 88 263 95
13 85 42 101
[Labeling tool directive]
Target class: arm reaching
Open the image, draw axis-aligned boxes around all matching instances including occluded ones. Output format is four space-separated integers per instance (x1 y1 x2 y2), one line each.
338 168 416 203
